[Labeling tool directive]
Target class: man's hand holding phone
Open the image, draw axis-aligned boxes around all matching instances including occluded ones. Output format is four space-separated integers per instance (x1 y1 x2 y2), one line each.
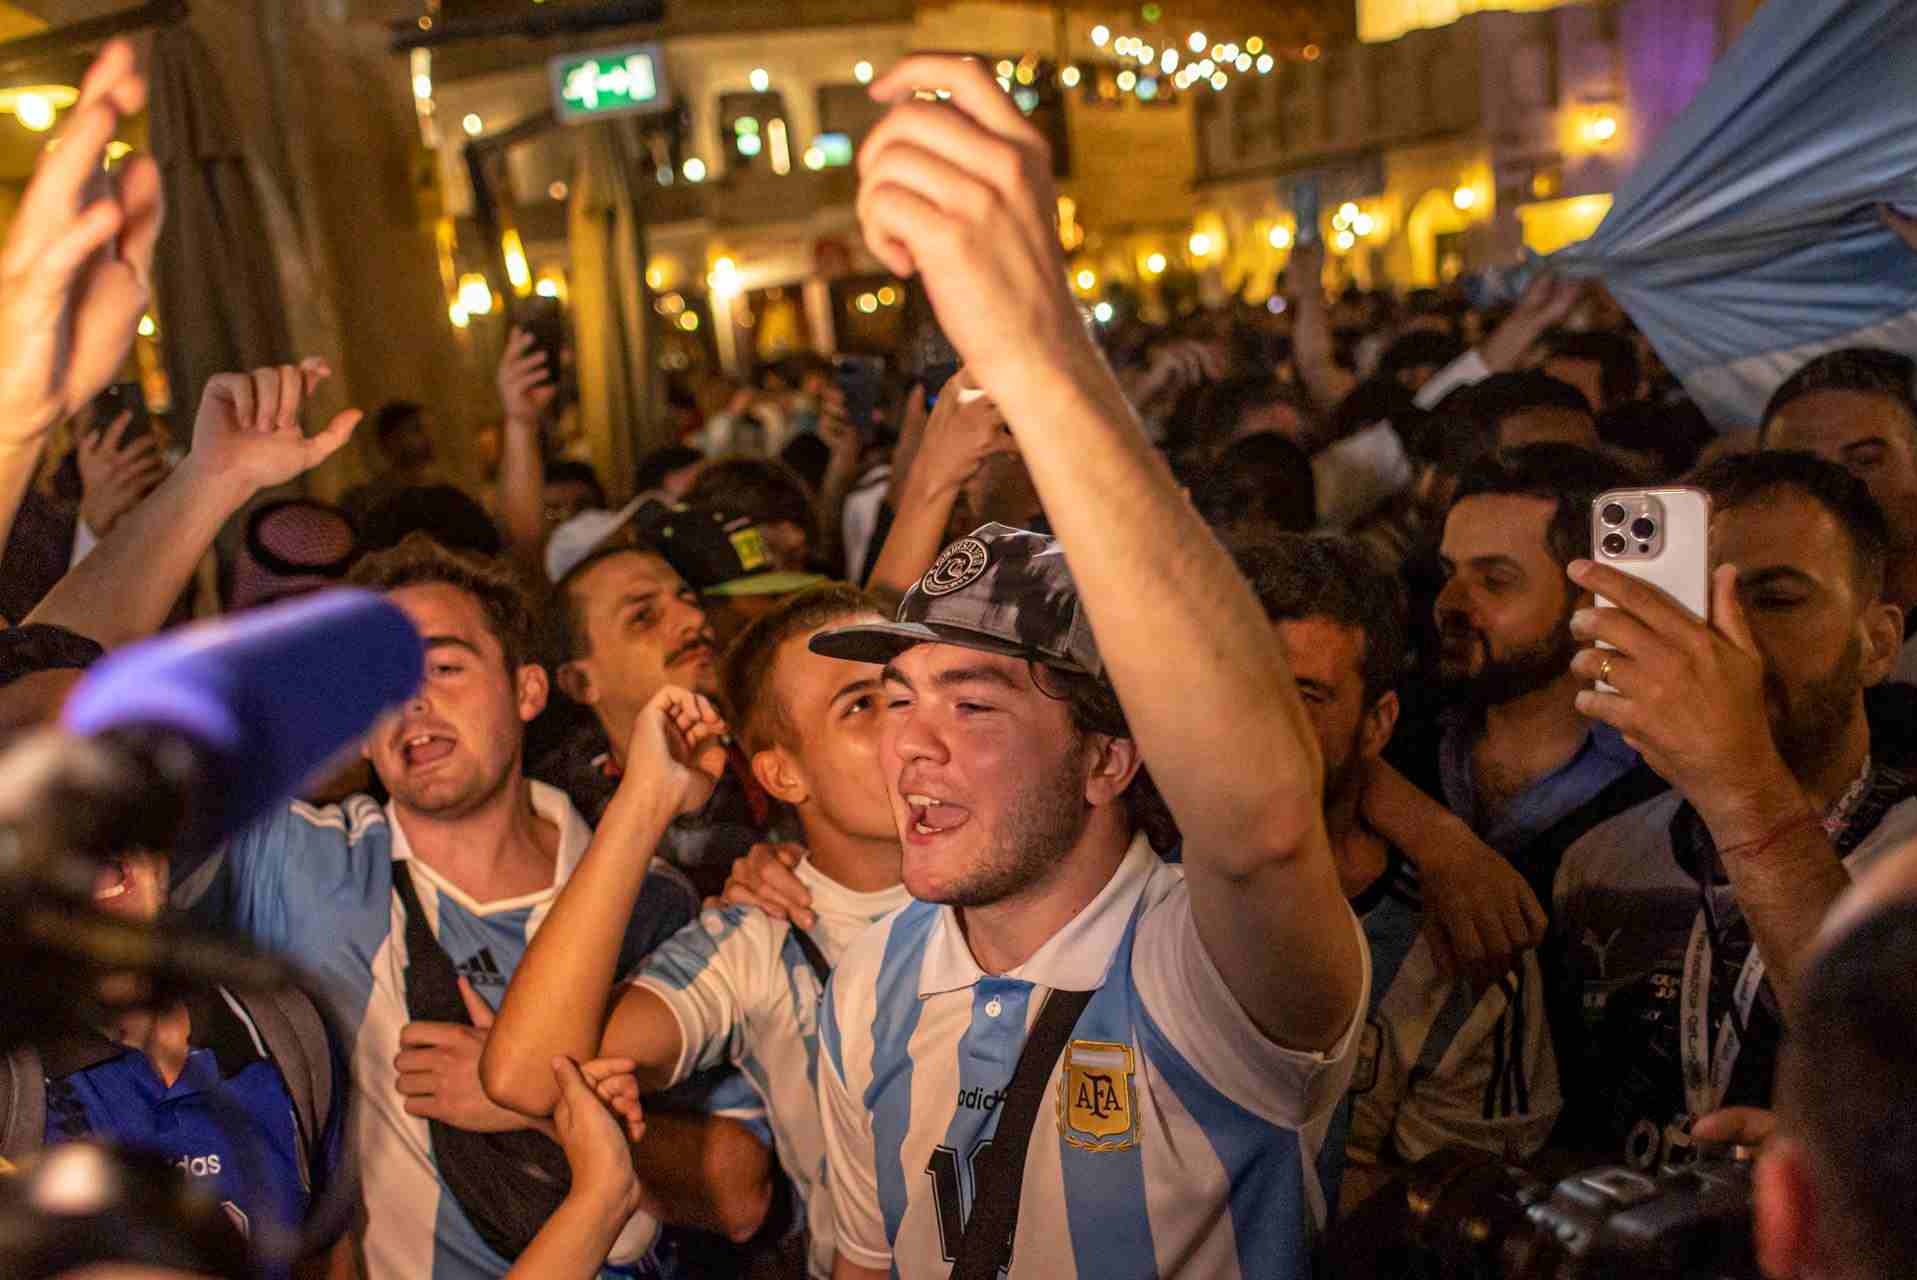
1567 557 1792 830
76 409 165 536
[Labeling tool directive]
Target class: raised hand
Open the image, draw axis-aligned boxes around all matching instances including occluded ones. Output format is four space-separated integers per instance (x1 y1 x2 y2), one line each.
0 40 162 453
498 327 557 429
183 359 360 495
856 56 1095 408
1283 239 1327 306
76 410 166 536
914 368 1017 493
1567 560 1783 821
624 685 732 818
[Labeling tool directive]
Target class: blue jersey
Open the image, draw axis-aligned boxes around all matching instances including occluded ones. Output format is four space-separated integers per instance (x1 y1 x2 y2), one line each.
179 783 699 1280
45 986 345 1278
818 836 1367 1279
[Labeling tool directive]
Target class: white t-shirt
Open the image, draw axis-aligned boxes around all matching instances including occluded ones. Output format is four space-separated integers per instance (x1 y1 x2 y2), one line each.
632 860 910 1278
818 836 1367 1278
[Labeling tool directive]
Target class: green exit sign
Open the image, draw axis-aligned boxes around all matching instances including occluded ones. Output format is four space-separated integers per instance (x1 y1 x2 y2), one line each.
549 44 672 124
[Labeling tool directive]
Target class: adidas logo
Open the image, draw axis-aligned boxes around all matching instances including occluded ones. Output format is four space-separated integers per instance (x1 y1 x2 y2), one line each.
454 947 506 989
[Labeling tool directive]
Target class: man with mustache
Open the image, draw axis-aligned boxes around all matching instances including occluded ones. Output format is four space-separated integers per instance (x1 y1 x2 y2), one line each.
1553 451 1917 1172
541 541 781 897
1388 444 1663 913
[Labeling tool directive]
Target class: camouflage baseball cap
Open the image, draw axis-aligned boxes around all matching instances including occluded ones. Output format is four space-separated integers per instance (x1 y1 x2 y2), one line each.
809 523 1103 677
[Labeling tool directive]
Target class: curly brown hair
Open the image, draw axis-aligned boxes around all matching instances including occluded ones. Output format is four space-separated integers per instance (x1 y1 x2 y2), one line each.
347 532 540 672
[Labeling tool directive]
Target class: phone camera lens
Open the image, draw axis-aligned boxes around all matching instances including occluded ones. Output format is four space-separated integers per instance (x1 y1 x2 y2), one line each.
1601 532 1628 556
1630 516 1657 541
1600 502 1628 527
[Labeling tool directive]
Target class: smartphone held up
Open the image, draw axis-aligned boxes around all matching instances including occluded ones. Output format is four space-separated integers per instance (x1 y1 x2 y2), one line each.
1591 487 1711 692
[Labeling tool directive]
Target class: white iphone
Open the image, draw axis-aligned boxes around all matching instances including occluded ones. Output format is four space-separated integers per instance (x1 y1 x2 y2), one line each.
1591 487 1711 693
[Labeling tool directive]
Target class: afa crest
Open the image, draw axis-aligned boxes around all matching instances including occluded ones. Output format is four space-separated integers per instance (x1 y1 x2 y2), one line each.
1058 1039 1138 1151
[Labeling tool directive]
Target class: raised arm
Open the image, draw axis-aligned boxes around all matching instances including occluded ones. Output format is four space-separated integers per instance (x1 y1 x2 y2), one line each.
1284 239 1356 415
26 363 358 647
0 41 161 550
856 56 1362 1051
495 327 557 565
482 685 729 1114
866 369 1015 600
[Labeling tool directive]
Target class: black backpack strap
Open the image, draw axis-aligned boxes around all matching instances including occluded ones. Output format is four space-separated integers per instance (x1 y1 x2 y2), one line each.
390 860 571 1261
232 985 333 1171
2 1027 130 1165
789 925 832 985
950 986 1094 1280
0 1047 45 1164
233 982 359 1253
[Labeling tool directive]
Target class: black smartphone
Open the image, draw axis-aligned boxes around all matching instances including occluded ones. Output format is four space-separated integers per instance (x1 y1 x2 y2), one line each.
514 296 569 397
835 354 886 434
88 382 152 444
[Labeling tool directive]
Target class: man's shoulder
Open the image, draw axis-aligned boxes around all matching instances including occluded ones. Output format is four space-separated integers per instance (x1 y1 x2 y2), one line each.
646 902 780 970
220 794 391 885
267 793 390 846
1554 789 1684 908
833 897 939 988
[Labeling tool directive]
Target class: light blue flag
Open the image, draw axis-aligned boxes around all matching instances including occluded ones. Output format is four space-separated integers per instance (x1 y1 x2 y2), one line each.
1538 0 1917 427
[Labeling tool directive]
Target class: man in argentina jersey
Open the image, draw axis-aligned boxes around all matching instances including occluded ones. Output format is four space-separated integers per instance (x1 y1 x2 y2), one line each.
1233 535 1559 1214
808 56 1368 1280
485 585 912 1279
178 536 773 1280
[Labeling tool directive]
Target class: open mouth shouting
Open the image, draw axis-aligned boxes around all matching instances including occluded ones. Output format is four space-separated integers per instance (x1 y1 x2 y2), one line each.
903 791 973 842
397 727 458 769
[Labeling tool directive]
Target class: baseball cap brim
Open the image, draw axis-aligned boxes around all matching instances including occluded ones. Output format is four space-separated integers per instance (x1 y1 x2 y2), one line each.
808 619 1091 673
703 571 830 598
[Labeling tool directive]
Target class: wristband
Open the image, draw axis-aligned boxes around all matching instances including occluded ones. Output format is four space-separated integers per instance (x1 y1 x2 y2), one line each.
1718 810 1820 861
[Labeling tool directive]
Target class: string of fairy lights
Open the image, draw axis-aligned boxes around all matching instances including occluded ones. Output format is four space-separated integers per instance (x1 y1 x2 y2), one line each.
405 3 1335 332
1084 22 1321 100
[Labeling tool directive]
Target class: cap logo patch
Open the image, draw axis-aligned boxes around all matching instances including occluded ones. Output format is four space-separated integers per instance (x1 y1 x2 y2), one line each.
728 526 771 572
920 538 989 597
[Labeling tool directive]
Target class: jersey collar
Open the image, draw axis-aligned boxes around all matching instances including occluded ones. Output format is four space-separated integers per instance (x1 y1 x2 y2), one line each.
386 780 594 911
918 832 1159 997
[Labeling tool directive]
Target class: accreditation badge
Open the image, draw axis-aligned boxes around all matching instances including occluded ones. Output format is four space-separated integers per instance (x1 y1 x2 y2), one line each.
1059 1039 1139 1151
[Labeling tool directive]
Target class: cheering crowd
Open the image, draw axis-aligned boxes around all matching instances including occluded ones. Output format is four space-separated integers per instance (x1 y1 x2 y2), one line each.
5 37 1917 1280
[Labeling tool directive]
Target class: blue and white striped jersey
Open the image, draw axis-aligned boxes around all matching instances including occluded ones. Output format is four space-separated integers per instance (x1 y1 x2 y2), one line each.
631 860 910 1278
818 836 1367 1279
1342 855 1559 1180
179 783 699 1280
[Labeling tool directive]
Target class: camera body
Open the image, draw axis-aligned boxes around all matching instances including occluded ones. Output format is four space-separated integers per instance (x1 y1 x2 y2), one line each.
1404 1146 1759 1280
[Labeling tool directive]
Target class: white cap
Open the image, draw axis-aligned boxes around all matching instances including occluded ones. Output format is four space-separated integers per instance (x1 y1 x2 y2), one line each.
544 495 648 583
